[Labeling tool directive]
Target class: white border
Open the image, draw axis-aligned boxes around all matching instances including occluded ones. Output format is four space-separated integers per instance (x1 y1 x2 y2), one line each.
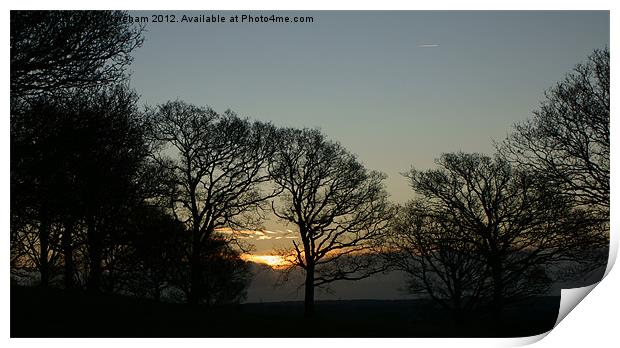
3 1 617 347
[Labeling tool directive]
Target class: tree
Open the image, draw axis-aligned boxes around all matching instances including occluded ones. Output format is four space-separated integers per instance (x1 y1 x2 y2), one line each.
269 128 392 317
99 204 178 299
404 152 605 318
386 200 489 322
10 10 144 100
67 86 149 292
501 48 609 220
11 97 65 287
10 85 150 291
196 237 252 305
147 100 277 304
121 205 251 305
11 10 146 290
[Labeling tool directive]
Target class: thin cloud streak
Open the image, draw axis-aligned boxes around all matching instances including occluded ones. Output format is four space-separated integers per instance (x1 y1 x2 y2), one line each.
213 227 299 242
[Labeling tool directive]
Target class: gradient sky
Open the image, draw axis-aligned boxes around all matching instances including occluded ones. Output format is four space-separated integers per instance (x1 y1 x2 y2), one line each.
127 11 609 253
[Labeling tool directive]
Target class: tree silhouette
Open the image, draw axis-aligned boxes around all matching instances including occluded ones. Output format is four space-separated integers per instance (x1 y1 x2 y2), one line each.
404 152 605 318
147 100 278 304
501 48 609 221
12 98 64 287
269 128 392 317
386 200 488 322
11 10 147 291
195 237 252 305
11 85 149 291
10 10 144 100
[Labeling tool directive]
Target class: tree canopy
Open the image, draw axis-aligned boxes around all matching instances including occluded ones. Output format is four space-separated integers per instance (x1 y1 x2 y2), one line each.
270 128 392 316
501 48 609 220
147 100 277 304
11 10 144 99
399 152 605 317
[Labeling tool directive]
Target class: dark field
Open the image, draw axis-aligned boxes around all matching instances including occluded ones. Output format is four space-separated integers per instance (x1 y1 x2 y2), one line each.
11 285 560 337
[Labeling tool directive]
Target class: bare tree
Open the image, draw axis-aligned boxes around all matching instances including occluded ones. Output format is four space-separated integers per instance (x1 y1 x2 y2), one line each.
10 10 144 100
500 48 609 220
10 10 146 292
269 128 392 317
404 152 605 318
386 200 489 322
11 85 148 290
147 100 277 304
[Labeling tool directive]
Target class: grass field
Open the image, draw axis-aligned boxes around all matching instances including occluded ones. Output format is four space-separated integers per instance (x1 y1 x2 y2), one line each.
11 285 559 337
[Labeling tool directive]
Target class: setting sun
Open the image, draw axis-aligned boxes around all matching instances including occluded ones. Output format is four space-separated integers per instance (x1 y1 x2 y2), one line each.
242 254 291 269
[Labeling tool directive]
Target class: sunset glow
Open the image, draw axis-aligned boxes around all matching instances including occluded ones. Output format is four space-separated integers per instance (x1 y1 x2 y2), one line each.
242 254 292 269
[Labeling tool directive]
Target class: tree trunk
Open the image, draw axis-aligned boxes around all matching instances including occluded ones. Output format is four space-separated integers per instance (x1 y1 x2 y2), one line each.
38 210 51 288
453 290 463 323
154 279 161 303
490 257 504 321
304 263 315 317
449 281 465 327
188 229 201 305
62 219 75 289
87 217 102 292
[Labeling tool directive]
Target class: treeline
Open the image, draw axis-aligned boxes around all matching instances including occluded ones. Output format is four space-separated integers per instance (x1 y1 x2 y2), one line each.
10 11 250 305
10 11 609 321
385 47 609 321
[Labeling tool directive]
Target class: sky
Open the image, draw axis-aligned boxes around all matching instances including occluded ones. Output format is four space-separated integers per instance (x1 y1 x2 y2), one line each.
127 11 609 254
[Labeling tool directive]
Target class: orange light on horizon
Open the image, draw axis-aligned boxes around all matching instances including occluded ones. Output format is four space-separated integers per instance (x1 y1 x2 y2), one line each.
241 254 293 269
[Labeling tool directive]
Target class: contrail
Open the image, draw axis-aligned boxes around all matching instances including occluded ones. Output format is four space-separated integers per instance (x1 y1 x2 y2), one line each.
417 44 440 48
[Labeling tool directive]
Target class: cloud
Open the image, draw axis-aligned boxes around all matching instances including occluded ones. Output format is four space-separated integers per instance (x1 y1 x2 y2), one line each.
214 228 282 239
215 228 234 234
214 227 297 240
215 228 258 235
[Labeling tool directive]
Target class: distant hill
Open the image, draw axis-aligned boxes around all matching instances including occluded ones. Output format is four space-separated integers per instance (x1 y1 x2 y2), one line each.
243 259 606 303
245 262 417 303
